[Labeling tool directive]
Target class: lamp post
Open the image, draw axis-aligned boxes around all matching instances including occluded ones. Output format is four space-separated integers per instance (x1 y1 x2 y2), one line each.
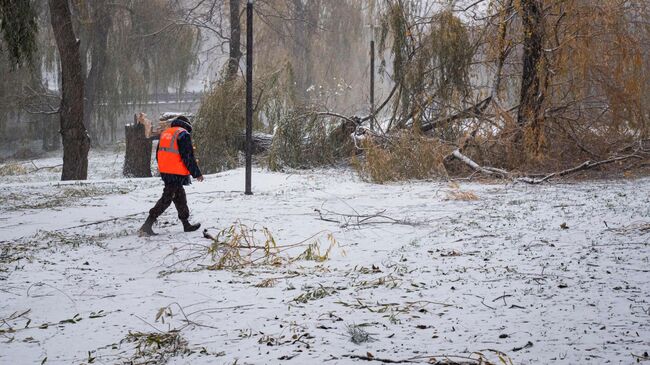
368 0 377 131
370 39 375 131
245 0 253 195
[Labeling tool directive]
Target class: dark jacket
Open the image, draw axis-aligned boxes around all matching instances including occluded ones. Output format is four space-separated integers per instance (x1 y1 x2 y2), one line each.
156 118 202 186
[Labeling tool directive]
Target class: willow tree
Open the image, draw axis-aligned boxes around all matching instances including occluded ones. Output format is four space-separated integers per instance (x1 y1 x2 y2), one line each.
0 0 39 148
0 0 38 67
1 1 61 152
0 0 34 136
2 0 89 178
377 1 475 134
74 0 200 144
193 0 369 172
2 0 200 178
482 0 650 167
255 0 367 109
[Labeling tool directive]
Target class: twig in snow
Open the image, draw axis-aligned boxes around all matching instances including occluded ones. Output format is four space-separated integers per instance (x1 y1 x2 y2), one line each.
53 212 146 232
315 203 423 228
345 353 497 364
26 282 75 305
492 293 513 305
27 162 63 173
346 354 415 363
462 294 495 310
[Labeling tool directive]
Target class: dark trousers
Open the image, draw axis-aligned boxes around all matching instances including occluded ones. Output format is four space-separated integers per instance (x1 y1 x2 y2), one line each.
149 184 190 221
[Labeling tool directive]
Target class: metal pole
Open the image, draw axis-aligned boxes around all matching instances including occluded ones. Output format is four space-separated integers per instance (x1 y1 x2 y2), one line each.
245 0 253 195
370 40 375 131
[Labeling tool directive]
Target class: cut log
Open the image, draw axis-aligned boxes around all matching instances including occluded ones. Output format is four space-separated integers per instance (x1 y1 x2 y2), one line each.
123 121 152 177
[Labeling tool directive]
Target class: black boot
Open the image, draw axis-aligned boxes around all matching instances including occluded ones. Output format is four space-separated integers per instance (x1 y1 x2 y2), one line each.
139 215 158 236
181 219 201 232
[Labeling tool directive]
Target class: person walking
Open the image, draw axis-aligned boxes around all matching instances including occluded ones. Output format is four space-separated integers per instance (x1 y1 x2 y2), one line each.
139 115 203 236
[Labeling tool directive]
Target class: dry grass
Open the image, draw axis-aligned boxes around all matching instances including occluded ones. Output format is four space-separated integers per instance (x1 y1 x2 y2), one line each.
0 163 28 176
445 189 479 201
293 285 336 304
353 131 451 183
253 278 278 288
122 330 189 365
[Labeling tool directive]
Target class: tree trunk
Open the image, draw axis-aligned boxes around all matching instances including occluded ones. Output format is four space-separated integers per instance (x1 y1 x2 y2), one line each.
516 0 546 156
226 0 242 81
291 0 317 102
49 0 90 180
84 2 111 146
123 119 152 177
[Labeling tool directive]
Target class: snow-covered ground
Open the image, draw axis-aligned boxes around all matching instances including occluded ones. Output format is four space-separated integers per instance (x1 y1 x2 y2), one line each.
1 150 649 364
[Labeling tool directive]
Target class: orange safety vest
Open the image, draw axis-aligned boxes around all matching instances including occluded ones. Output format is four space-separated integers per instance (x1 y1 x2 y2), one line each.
157 127 191 176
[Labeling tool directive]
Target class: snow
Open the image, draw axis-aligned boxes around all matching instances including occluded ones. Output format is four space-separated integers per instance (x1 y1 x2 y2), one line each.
1 150 649 364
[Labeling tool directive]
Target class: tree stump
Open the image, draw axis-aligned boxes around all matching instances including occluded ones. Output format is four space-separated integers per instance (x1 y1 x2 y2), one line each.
123 122 152 177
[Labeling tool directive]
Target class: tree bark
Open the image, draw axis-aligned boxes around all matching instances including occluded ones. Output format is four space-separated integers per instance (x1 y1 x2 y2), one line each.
491 0 513 100
516 0 546 156
291 0 317 102
84 2 111 145
517 0 544 127
49 0 90 180
226 0 242 81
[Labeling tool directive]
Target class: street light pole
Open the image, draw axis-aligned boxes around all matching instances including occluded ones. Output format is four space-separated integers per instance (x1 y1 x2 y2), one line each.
245 0 253 195
370 39 375 131
368 0 377 132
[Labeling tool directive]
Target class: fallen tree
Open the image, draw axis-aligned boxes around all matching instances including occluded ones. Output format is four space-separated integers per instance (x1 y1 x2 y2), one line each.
237 130 273 153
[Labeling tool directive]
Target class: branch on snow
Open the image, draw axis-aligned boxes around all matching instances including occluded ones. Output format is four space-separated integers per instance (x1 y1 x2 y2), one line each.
451 149 509 178
314 204 424 228
516 154 643 184
449 149 643 183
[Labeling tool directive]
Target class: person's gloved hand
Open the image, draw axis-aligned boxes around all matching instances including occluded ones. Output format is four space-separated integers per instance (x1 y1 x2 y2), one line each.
196 175 204 182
